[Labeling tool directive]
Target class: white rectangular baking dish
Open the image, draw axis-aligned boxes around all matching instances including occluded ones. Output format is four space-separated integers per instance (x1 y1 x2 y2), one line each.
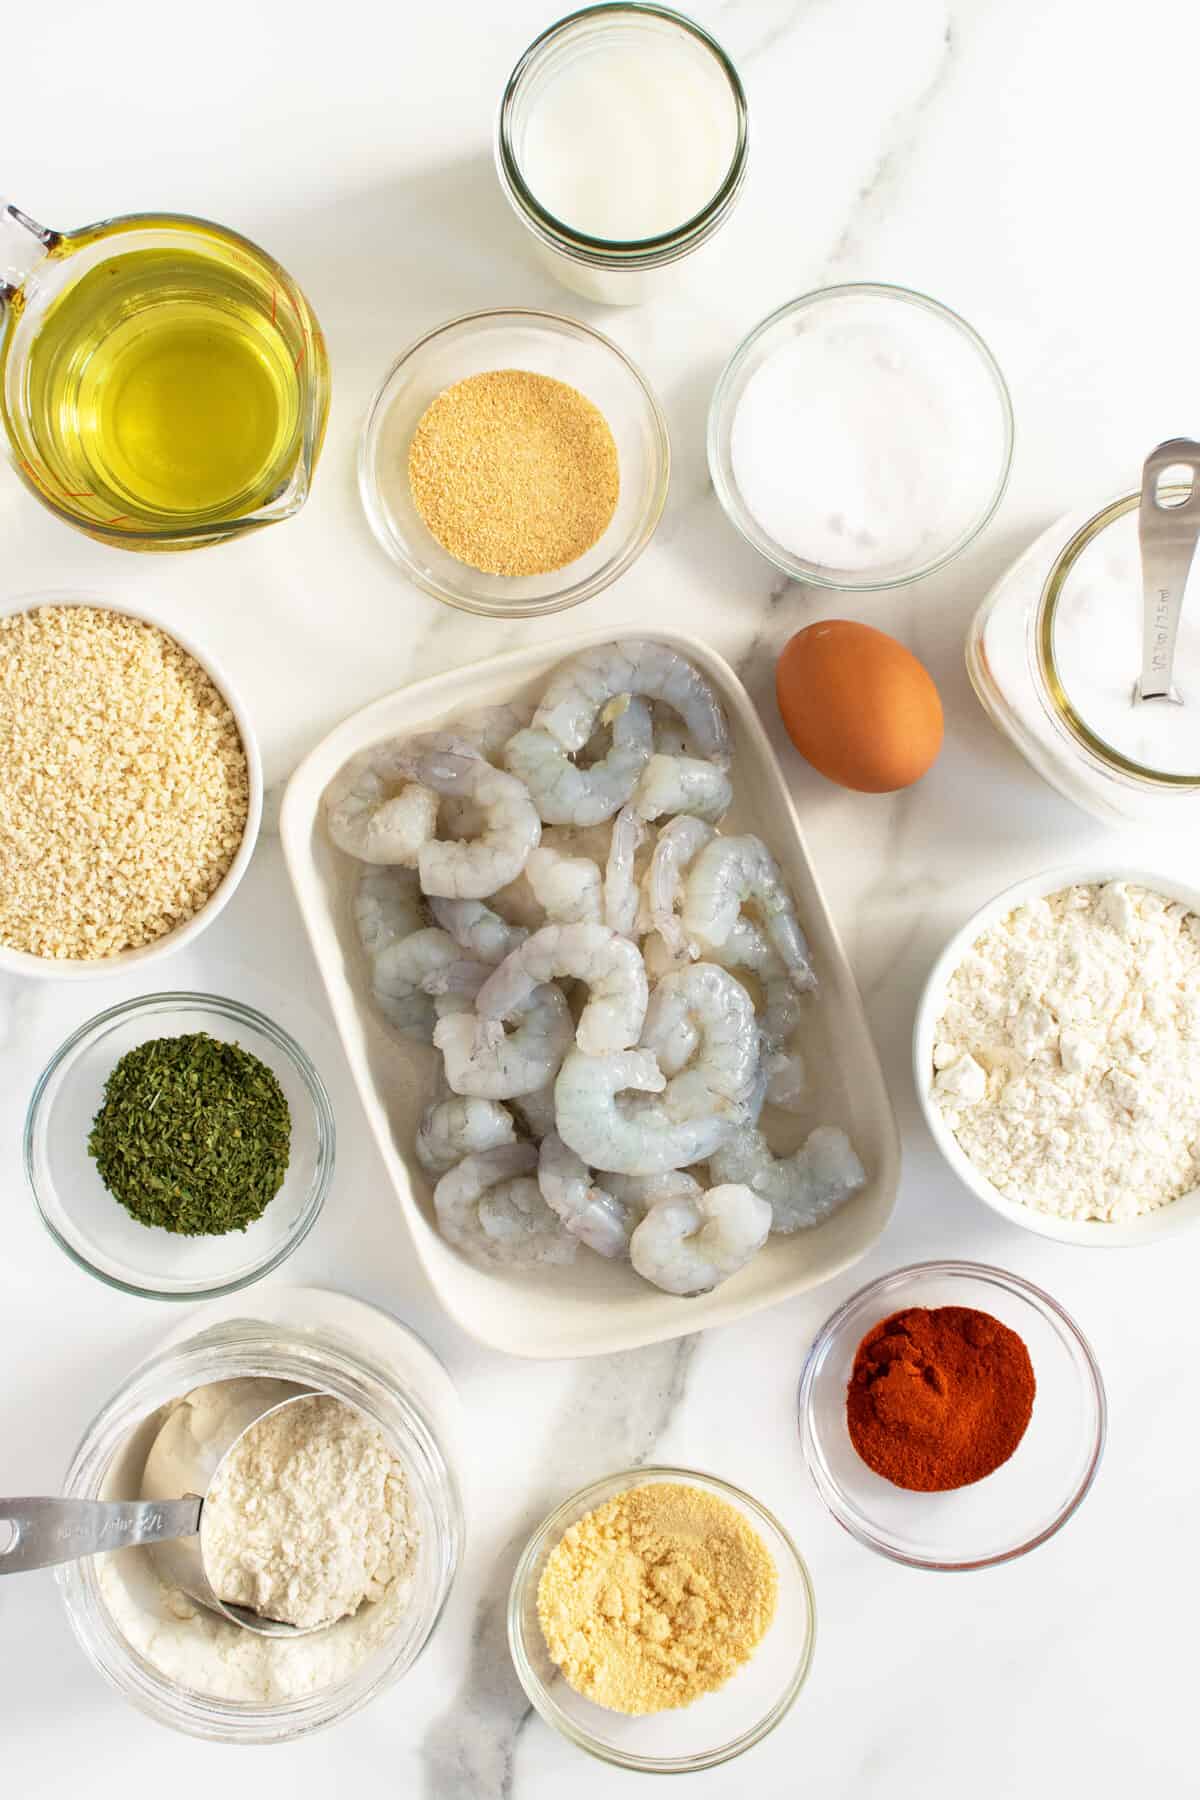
281 625 900 1358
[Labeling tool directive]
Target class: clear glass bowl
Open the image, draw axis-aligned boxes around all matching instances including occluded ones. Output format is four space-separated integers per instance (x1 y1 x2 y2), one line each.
507 1466 816 1773
24 992 334 1299
708 284 1014 589
798 1262 1106 1570
57 1293 463 1742
358 308 669 616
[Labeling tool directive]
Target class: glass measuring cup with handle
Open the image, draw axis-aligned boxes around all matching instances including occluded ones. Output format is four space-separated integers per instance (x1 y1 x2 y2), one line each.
0 202 330 550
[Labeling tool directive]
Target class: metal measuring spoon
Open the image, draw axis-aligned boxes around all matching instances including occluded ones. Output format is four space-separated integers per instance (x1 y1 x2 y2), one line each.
1136 438 1200 704
0 1383 326 1639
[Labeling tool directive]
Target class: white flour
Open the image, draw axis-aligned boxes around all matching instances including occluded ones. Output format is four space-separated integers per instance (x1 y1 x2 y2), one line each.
932 882 1200 1221
96 1380 419 1704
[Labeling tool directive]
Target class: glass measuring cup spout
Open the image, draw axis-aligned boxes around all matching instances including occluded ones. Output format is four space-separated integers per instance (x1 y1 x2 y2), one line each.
0 201 330 551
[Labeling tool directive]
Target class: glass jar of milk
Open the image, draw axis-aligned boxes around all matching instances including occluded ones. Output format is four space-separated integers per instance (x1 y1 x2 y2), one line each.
968 491 1200 824
496 3 748 306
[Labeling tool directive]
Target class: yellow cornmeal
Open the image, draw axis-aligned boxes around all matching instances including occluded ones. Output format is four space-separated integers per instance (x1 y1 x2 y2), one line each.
536 1482 777 1715
406 368 619 578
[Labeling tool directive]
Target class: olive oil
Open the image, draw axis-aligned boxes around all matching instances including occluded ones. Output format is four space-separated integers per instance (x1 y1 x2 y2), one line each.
21 247 304 526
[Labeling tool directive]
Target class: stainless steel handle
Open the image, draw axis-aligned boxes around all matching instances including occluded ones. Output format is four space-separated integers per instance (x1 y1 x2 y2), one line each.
1138 438 1200 703
0 1496 203 1574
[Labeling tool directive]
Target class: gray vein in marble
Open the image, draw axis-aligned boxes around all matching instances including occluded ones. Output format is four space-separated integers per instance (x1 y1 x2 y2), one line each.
712 0 811 65
827 19 956 271
419 1334 697 1800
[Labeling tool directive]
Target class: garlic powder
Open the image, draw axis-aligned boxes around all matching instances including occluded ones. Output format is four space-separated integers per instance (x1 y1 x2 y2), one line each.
932 882 1200 1221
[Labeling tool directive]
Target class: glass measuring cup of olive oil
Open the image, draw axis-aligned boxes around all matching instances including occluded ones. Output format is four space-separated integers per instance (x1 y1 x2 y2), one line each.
0 203 329 550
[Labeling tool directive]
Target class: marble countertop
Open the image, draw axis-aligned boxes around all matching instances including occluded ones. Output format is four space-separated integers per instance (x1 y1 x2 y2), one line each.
3 0 1198 1793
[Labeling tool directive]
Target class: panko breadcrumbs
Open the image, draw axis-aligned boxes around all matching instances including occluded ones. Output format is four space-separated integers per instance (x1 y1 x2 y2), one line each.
0 605 250 960
536 1481 777 1715
407 368 619 578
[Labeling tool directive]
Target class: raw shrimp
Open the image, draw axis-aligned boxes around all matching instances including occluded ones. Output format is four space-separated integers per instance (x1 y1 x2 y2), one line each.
434 982 574 1098
453 702 533 762
326 736 441 865
370 927 481 1042
354 865 425 959
604 804 647 937
415 1096 516 1175
537 1132 636 1258
763 1050 808 1112
533 641 732 769
681 835 816 993
708 1124 865 1232
429 897 528 964
511 1082 558 1140
504 695 653 827
433 1144 576 1268
640 963 761 1123
405 747 541 899
629 1182 771 1295
554 1048 734 1175
476 922 649 1056
605 1169 700 1212
524 846 603 924
644 816 714 957
633 753 732 825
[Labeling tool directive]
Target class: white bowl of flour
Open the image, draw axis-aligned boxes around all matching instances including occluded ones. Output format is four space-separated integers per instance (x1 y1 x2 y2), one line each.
914 865 1200 1246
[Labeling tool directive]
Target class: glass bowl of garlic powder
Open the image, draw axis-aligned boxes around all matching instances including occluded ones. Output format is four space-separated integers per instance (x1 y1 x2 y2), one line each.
57 1289 463 1742
507 1465 815 1772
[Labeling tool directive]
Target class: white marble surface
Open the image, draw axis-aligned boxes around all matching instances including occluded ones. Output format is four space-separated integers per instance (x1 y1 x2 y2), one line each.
3 0 1199 1792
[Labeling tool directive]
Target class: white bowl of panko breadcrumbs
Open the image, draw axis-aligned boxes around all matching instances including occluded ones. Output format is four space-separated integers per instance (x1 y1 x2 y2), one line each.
0 592 262 979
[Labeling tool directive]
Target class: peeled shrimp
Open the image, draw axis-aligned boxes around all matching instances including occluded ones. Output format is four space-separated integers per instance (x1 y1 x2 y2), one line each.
434 982 574 1098
415 1096 516 1175
453 701 533 762
633 753 732 825
640 963 761 1124
511 1082 558 1140
644 817 714 957
604 804 647 937
537 1132 636 1258
326 737 441 865
554 1048 734 1175
370 927 483 1042
708 1124 866 1233
763 1051 808 1112
476 922 649 1056
681 835 816 994
354 865 425 959
629 1182 771 1296
504 695 653 827
404 748 541 899
533 641 732 769
524 846 603 925
433 1144 576 1268
429 897 528 964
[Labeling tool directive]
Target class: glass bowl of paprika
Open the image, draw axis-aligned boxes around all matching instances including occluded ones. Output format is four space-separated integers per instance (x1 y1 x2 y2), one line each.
797 1261 1106 1570
24 991 335 1300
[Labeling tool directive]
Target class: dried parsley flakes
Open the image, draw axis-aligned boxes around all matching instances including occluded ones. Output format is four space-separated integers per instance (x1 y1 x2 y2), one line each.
88 1033 292 1235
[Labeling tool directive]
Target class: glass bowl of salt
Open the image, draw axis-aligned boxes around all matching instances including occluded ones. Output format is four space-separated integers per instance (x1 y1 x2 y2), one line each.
708 283 1013 589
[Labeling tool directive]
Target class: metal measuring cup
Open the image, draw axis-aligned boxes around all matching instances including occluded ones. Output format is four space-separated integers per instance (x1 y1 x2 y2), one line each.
0 1380 324 1639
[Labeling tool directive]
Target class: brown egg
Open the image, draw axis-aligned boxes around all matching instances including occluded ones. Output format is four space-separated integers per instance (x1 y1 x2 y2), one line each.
776 621 943 793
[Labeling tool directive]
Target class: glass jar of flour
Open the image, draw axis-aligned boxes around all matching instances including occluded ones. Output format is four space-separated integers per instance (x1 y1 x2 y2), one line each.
496 4 749 305
57 1288 463 1742
968 491 1200 824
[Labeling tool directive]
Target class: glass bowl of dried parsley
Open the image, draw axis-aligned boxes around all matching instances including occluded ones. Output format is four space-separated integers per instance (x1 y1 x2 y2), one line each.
24 992 335 1299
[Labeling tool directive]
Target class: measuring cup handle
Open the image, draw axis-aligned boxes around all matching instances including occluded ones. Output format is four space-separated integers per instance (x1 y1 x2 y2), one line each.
0 1496 203 1574
0 201 56 297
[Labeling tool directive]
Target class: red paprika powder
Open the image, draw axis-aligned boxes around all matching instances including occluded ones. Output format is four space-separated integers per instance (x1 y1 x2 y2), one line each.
846 1305 1035 1491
